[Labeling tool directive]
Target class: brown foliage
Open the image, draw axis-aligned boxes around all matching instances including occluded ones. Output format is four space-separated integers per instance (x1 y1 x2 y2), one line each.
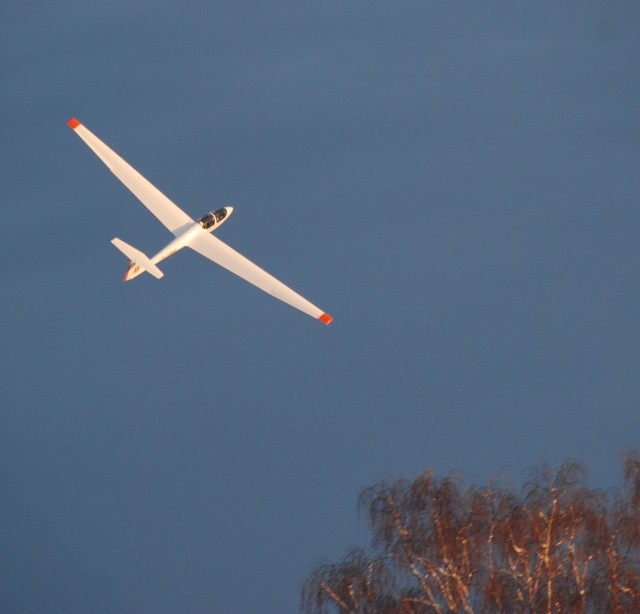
301 451 640 613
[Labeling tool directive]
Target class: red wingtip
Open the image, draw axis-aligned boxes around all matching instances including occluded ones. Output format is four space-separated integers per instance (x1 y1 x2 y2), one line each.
319 313 333 325
67 118 81 130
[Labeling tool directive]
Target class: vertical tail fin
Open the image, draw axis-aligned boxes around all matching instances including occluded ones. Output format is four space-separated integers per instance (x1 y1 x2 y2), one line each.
111 238 164 281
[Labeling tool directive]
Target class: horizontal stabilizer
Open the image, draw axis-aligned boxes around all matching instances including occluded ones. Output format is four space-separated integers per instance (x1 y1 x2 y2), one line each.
111 238 164 281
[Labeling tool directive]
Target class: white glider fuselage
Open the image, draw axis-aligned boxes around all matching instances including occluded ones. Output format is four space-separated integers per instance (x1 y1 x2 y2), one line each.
125 207 233 281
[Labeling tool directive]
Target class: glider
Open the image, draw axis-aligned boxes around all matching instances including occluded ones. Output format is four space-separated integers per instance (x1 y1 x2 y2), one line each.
67 118 332 325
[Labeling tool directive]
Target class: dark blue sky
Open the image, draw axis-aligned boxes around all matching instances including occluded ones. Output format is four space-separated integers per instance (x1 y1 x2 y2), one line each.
2 2 640 612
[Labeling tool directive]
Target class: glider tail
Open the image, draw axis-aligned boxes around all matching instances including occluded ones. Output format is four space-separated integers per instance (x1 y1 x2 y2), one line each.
111 238 164 281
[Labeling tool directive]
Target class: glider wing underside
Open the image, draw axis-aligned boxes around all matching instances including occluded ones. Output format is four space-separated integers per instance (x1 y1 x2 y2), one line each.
68 118 193 236
188 232 332 324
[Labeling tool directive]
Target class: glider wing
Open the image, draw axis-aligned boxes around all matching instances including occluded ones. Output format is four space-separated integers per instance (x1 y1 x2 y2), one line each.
68 118 193 235
188 232 332 324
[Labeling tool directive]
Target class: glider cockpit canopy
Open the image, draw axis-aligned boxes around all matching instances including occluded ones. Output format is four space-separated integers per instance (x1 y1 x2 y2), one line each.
198 208 228 230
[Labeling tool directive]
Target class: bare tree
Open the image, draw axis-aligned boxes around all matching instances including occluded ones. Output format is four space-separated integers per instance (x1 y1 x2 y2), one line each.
301 451 640 613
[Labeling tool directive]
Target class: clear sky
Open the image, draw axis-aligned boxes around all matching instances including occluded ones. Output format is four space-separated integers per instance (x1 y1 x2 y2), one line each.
2 2 640 612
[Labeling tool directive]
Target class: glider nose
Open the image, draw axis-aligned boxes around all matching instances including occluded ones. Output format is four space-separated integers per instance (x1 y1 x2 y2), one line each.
225 206 234 216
